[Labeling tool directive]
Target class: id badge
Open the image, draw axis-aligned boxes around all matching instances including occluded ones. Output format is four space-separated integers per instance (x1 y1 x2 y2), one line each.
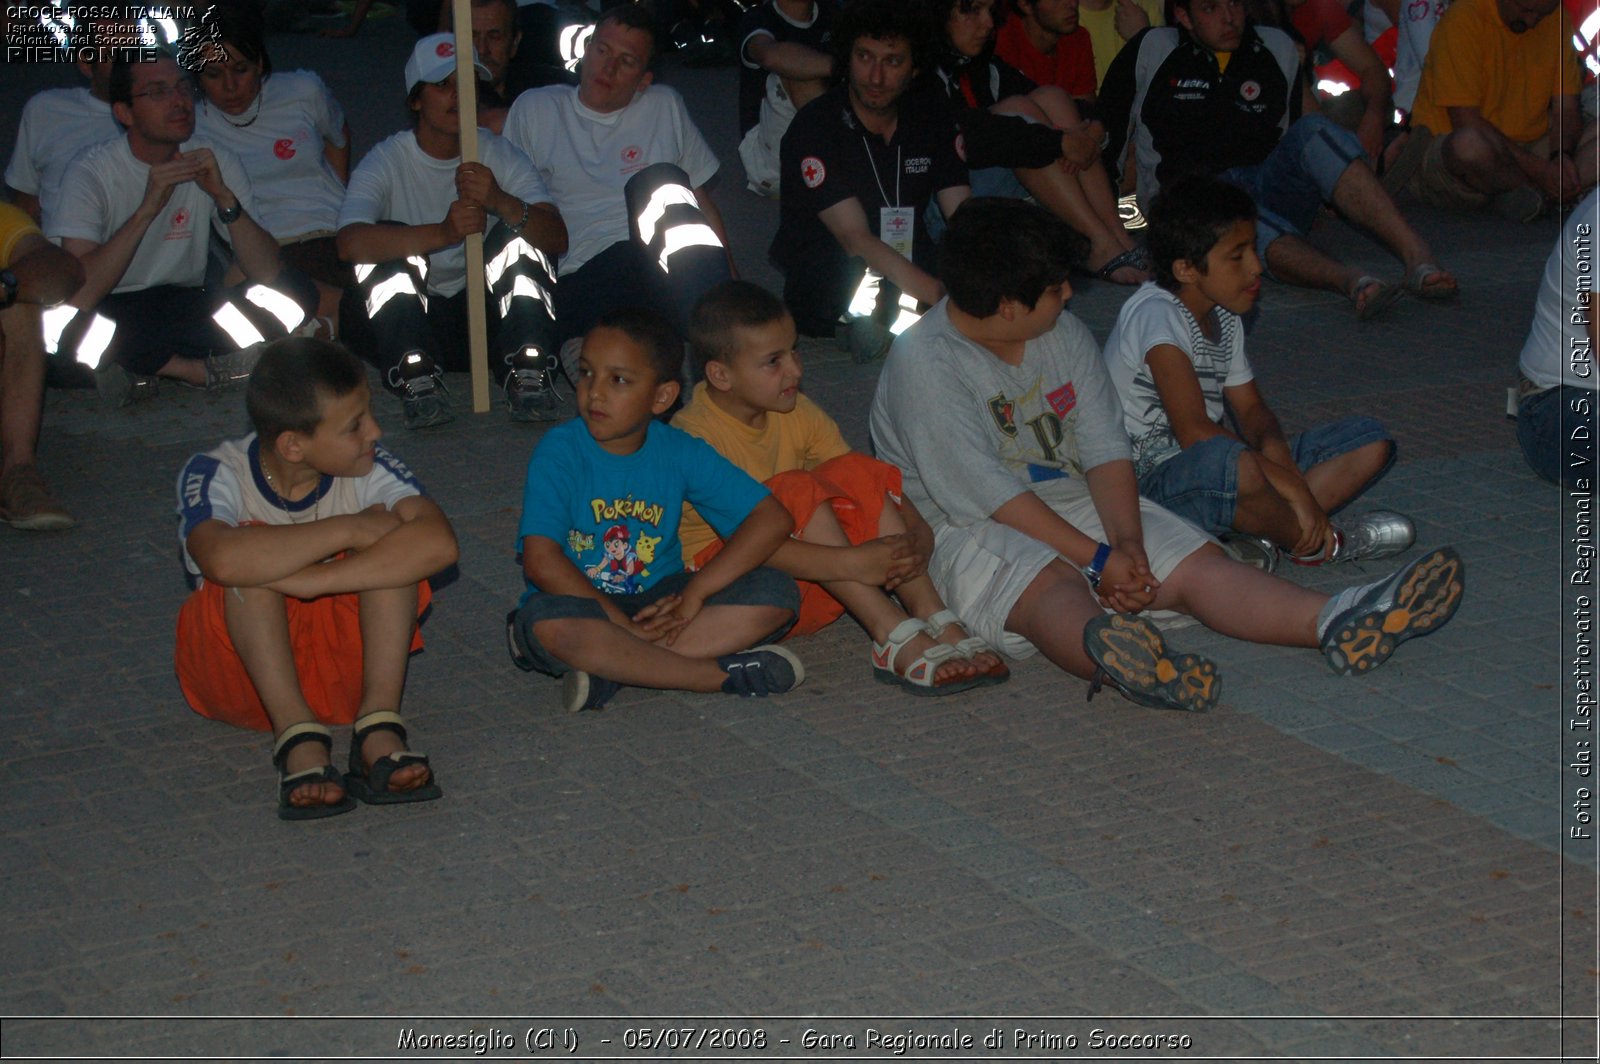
880 206 914 259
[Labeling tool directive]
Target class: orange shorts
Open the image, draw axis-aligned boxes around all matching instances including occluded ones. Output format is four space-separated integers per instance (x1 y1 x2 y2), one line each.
174 580 431 732
692 452 903 638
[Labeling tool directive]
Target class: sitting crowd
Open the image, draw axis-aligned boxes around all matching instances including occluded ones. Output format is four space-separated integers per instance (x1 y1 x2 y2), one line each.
4 0 1590 820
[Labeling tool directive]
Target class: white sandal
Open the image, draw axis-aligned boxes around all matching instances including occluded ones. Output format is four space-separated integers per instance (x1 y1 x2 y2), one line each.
925 609 1011 686
871 617 983 697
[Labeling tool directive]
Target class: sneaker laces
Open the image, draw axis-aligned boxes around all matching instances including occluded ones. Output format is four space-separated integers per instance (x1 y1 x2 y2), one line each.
387 352 444 400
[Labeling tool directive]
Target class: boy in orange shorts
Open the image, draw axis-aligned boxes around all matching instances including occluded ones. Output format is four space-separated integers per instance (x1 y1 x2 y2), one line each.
174 338 459 820
675 281 1009 695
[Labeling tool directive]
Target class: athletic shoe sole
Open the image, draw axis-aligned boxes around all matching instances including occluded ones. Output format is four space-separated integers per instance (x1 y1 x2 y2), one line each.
1322 547 1465 676
1083 614 1221 713
403 395 454 430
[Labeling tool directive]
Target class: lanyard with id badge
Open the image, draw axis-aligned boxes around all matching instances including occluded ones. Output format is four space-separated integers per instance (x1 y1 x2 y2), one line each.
863 138 914 260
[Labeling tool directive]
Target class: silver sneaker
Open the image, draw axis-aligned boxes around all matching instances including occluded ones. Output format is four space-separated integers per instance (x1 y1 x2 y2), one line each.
1219 531 1280 572
503 344 569 422
204 342 266 390
386 350 453 430
1332 510 1416 563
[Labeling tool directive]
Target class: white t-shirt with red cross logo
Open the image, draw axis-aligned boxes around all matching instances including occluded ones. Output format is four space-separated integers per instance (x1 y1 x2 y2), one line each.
195 70 348 241
502 84 720 276
46 135 257 294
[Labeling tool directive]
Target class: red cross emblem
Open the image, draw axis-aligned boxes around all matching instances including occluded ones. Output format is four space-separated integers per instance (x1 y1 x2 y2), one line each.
621 146 641 163
1241 80 1261 102
436 41 454 57
273 138 295 160
801 155 825 189
172 208 190 227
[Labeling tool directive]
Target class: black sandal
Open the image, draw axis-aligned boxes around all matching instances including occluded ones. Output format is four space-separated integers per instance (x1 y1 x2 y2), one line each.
345 711 443 805
273 722 358 821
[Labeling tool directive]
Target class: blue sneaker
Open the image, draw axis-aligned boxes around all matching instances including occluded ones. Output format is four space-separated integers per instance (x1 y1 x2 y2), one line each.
716 645 805 697
562 670 622 712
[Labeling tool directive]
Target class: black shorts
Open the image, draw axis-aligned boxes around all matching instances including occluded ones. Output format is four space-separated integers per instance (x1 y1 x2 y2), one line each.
506 567 799 677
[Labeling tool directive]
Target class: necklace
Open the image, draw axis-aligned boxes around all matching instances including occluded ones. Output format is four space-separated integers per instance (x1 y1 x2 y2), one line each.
220 94 262 128
263 467 321 523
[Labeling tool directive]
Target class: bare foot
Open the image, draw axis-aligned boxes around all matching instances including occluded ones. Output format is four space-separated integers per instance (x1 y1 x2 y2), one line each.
893 629 978 686
929 620 1009 680
358 726 431 792
280 741 347 809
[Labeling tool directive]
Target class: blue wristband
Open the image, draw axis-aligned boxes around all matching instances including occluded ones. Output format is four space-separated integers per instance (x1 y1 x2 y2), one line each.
1083 542 1113 589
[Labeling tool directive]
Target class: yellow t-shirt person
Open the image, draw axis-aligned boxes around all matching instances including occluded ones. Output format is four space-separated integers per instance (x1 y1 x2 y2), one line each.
1412 0 1582 142
671 381 850 563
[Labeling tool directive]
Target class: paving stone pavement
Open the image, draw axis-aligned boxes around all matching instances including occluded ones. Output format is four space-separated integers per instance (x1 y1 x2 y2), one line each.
2 17 1596 1061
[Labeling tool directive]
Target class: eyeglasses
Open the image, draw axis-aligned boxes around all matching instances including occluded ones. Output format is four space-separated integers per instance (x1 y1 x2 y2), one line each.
131 81 197 102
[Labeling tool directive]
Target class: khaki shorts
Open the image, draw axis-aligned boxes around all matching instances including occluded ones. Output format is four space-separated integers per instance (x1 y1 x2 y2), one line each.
1412 126 1547 210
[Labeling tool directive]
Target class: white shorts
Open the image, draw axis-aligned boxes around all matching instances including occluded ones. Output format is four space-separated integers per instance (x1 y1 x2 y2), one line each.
928 486 1214 660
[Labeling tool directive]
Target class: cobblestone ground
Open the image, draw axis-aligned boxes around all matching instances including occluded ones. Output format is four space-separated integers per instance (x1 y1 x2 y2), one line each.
2 17 1594 1060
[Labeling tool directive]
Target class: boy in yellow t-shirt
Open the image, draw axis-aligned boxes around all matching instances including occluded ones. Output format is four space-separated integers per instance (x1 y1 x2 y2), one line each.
673 281 1008 695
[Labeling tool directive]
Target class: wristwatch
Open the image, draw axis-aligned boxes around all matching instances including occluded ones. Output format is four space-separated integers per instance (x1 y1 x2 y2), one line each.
216 201 242 225
0 269 17 310
1082 542 1113 591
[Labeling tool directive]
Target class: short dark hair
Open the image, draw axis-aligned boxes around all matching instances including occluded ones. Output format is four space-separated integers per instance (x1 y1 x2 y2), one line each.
202 3 272 81
688 281 788 379
1146 177 1258 290
246 337 368 442
593 306 682 384
923 0 1002 39
107 56 139 107
834 0 930 78
597 1 658 64
939 197 1083 317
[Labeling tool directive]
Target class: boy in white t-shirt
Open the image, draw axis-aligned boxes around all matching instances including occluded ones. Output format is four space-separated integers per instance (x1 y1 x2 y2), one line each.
870 197 1465 712
175 337 457 820
1103 178 1413 571
336 34 569 429
502 2 733 351
44 54 316 406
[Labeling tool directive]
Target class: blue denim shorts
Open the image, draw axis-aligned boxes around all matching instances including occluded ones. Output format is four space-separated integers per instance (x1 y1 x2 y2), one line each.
925 165 1028 242
1221 115 1365 262
1139 415 1394 534
508 566 799 677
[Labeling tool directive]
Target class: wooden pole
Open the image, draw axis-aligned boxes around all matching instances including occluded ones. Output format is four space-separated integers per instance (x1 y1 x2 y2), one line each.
452 0 491 414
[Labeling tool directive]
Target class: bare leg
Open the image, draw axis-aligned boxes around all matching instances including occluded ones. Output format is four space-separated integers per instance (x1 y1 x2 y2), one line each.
994 94 1145 282
1328 158 1455 288
0 304 45 473
354 583 430 792
1230 449 1312 547
1263 232 1378 306
872 500 996 676
798 502 974 682
667 603 795 658
312 280 343 340
223 586 346 810
1153 545 1327 647
1004 559 1107 678
531 614 766 691
1302 440 1393 513
1437 125 1532 196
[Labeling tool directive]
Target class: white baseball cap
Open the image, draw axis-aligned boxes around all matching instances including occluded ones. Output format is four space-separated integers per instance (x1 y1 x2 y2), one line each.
405 33 492 92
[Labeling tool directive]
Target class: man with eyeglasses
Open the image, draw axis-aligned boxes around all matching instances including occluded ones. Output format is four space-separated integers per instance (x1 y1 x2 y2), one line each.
43 54 315 404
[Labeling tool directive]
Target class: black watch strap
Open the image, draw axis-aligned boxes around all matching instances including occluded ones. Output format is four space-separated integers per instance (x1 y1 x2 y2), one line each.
0 269 18 309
